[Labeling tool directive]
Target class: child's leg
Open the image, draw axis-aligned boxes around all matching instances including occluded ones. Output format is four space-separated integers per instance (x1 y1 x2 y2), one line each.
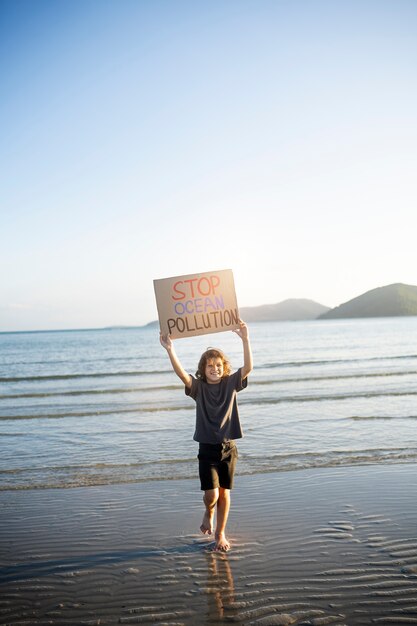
214 487 231 552
200 488 219 535
198 442 236 550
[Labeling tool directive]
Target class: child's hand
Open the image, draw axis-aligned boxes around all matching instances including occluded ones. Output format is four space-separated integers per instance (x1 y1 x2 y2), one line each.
159 332 173 351
233 320 249 341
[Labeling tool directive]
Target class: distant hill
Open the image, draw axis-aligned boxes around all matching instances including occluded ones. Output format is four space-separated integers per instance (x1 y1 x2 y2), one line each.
320 283 417 319
239 298 330 322
144 320 159 328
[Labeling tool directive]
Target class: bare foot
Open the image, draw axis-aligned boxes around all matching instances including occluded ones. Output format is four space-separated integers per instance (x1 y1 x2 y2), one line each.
214 532 230 552
200 508 214 535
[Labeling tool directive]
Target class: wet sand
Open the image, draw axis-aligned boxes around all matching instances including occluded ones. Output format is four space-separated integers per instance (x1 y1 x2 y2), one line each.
1 464 417 625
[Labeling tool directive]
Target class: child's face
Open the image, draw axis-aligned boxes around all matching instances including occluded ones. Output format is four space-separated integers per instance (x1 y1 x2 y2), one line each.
205 357 224 384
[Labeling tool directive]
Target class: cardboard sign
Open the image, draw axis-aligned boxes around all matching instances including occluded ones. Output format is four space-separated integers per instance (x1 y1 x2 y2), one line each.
153 269 239 339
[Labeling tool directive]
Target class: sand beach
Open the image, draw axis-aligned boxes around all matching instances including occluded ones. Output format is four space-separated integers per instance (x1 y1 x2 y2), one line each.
2 463 417 625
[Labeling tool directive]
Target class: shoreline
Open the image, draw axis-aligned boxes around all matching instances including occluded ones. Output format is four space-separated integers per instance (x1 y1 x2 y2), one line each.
3 456 417 492
2 463 417 625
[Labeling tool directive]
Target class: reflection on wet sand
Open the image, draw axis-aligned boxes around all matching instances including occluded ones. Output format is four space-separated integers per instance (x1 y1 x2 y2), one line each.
204 551 235 621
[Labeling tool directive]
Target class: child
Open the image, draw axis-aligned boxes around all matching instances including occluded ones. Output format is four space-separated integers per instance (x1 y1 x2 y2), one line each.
159 320 253 552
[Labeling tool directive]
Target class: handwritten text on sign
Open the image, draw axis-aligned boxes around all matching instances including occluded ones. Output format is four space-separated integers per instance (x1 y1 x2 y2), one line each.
153 269 239 338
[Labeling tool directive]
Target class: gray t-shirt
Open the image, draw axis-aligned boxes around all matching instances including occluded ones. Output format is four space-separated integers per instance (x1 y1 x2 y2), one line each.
185 368 248 444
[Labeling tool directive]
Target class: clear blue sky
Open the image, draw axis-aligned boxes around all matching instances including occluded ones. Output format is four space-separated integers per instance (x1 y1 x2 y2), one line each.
1 0 417 331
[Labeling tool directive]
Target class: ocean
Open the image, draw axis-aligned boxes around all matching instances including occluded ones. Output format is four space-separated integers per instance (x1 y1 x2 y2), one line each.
1 317 417 491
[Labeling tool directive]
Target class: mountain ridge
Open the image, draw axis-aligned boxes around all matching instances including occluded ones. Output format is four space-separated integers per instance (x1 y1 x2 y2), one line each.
319 283 417 319
239 298 330 322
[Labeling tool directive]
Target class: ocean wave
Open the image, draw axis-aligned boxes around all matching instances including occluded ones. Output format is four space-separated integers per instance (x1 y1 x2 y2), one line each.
2 369 416 401
0 405 192 420
349 414 417 421
261 354 417 369
2 448 417 491
0 384 180 400
254 370 417 385
241 390 417 405
1 388 417 419
237 449 417 480
0 369 169 383
2 353 417 384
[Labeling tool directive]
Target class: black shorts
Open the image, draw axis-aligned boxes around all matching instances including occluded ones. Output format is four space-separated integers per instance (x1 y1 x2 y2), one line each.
197 441 238 491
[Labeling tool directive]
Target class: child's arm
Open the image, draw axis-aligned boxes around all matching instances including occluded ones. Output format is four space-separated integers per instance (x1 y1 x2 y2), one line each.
233 320 253 379
160 333 192 388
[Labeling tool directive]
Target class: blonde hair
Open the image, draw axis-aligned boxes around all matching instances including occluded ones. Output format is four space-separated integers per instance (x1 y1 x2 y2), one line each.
195 348 231 381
